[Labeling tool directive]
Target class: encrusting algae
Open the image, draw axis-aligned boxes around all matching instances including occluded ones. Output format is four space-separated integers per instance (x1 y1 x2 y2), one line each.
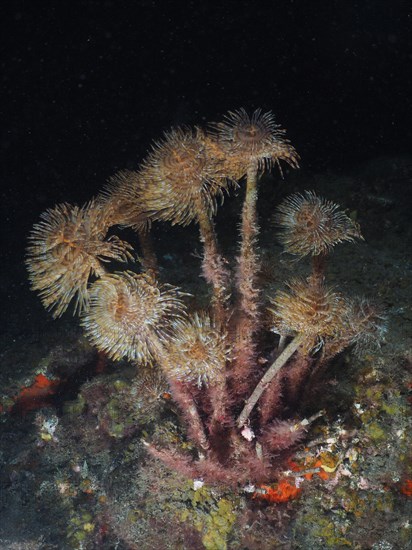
26 108 386 487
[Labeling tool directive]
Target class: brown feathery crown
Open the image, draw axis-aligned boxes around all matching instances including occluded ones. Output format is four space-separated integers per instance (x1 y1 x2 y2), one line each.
26 201 133 318
316 296 387 362
99 169 152 232
211 108 299 176
162 312 230 387
139 127 229 226
268 277 346 352
344 297 387 356
275 190 362 257
81 271 187 363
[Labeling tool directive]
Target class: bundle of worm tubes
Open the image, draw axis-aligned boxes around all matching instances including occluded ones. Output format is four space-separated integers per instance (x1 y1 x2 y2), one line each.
26 109 385 484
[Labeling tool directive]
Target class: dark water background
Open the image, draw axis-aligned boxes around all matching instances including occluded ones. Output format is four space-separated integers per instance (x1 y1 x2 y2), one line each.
2 1 411 264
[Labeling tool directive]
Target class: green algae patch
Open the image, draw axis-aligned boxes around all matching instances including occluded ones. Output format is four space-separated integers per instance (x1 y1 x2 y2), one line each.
311 517 352 548
201 498 237 550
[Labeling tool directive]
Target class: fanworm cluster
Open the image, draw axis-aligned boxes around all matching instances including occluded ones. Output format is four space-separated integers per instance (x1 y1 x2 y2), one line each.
275 190 362 257
163 313 230 387
269 277 345 353
26 200 133 318
27 108 385 486
81 271 186 363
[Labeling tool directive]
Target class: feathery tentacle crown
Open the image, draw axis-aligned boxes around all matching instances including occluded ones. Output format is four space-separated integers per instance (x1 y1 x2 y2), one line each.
276 190 362 257
343 297 387 356
81 271 187 363
162 313 230 387
139 127 229 226
26 201 133 318
269 278 345 353
211 108 299 175
99 169 152 232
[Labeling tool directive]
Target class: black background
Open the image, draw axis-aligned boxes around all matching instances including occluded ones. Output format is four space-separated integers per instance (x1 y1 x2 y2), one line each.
1 0 411 262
